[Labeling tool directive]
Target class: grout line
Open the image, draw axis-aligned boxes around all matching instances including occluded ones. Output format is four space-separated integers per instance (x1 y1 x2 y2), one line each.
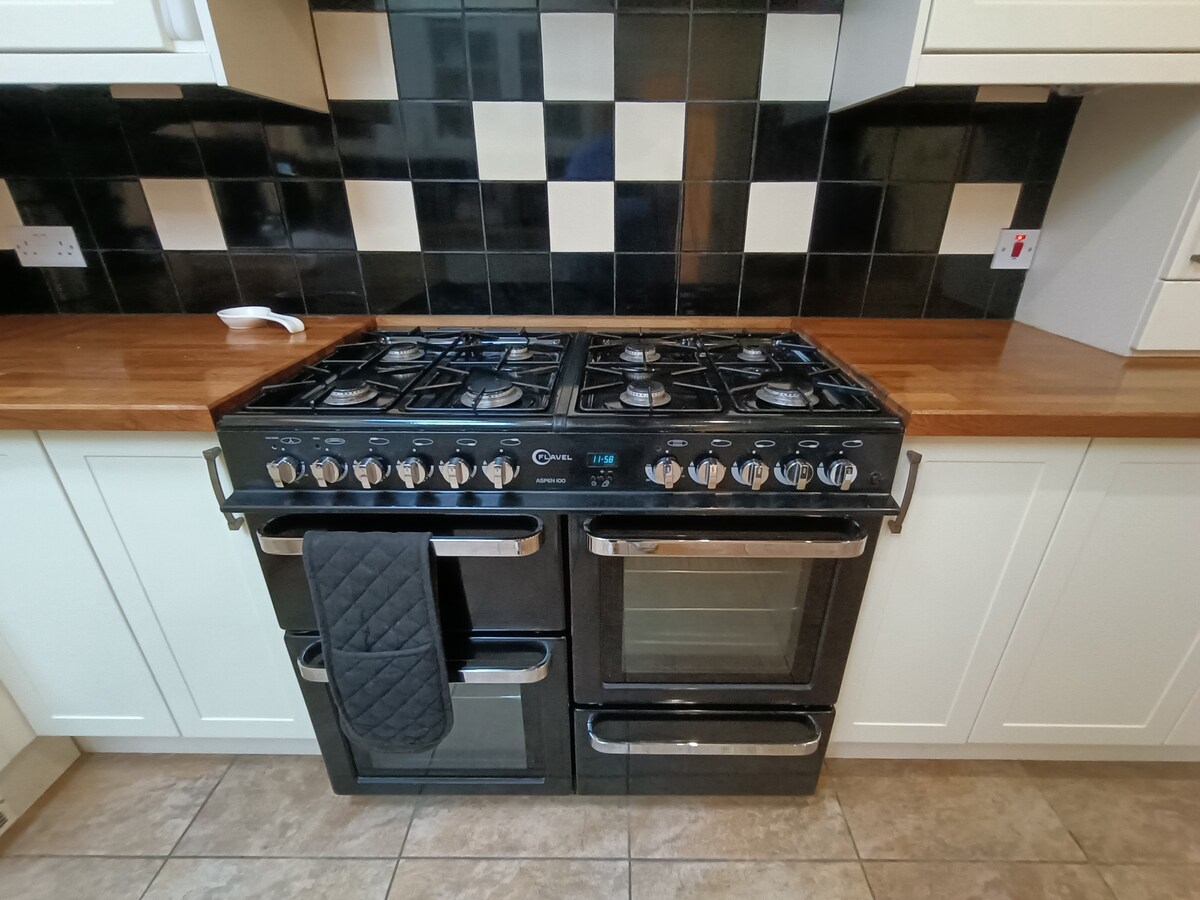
382 857 402 900
164 755 237 859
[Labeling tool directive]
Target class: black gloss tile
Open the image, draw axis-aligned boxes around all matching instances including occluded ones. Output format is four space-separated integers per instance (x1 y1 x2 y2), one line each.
808 182 882 253
753 102 826 181
315 0 386 8
0 251 55 313
1027 95 1079 181
621 0 688 9
74 179 160 250
392 13 470 100
925 254 991 318
402 101 478 179
190 103 271 177
890 104 970 182
615 253 677 315
361 251 429 314
539 0 612 7
44 251 118 313
466 0 536 7
876 182 953 254
295 252 368 313
488 252 552 314
544 102 614 181
680 181 749 252
959 105 1041 182
481 182 549 251
263 109 341 178
987 269 1026 319
413 181 484 250
1012 181 1054 230
552 252 613 314
117 100 204 177
615 14 688 101
688 15 766 101
0 90 64 177
467 13 541 101
821 105 897 181
800 254 867 316
615 182 680 252
5 178 95 249
102 251 180 313
44 89 136 177
387 0 458 8
166 252 239 313
425 252 490 313
280 181 356 250
768 0 843 9
695 0 766 7
677 253 740 316
330 102 409 179
740 253 804 316
229 253 305 314
861 254 935 317
684 103 756 181
212 181 289 249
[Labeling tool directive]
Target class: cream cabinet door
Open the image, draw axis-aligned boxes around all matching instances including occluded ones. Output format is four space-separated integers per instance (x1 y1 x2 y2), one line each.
833 438 1088 744
41 432 312 740
0 432 176 737
1168 684 1200 746
973 440 1200 745
0 0 173 52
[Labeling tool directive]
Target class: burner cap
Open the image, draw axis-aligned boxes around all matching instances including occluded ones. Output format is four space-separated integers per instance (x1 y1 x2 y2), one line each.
382 341 424 363
506 342 534 361
461 369 524 410
324 382 379 407
737 341 770 363
620 374 671 409
620 342 661 365
756 377 816 409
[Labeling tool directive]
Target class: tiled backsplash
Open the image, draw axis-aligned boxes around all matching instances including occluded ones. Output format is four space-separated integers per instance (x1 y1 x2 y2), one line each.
0 1 1078 318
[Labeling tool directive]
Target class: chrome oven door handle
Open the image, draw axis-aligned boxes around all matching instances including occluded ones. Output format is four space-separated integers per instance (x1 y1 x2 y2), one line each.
585 714 822 757
258 528 542 558
584 526 866 559
295 641 551 685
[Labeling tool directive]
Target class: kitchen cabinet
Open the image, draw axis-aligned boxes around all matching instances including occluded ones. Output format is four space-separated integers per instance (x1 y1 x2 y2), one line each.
834 438 1089 744
40 432 313 741
832 0 1200 110
0 683 36 771
0 432 176 737
1169 686 1200 746
972 440 1200 745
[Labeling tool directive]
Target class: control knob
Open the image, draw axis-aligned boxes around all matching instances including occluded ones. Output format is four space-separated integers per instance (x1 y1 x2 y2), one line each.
820 457 859 492
396 455 431 489
439 456 476 489
689 455 727 490
311 455 348 488
352 456 389 489
482 454 518 489
648 455 682 489
733 456 770 491
266 455 302 488
777 456 815 491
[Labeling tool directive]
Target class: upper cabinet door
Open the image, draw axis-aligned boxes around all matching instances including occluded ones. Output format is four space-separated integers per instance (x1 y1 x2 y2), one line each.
925 0 1200 53
0 0 171 52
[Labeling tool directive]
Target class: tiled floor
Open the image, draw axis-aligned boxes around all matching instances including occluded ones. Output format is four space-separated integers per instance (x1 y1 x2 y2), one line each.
1 756 1199 899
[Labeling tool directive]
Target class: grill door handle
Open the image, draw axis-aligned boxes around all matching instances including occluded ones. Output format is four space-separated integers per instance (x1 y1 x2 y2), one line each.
585 714 822 757
258 528 541 558
296 641 551 685
585 526 866 559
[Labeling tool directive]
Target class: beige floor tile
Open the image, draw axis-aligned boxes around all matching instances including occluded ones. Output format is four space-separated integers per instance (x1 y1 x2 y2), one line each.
390 859 628 900
0 754 230 857
0 856 163 900
833 761 1084 861
864 862 1113 900
631 861 872 900
628 788 857 860
173 755 412 858
1099 864 1200 900
142 857 396 900
1026 762 1200 864
403 796 627 858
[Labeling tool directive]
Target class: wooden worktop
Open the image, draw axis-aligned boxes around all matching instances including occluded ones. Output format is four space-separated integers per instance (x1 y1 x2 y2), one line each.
0 315 371 431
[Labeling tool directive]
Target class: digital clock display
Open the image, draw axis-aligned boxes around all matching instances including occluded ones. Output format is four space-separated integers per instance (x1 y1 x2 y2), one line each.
587 452 618 468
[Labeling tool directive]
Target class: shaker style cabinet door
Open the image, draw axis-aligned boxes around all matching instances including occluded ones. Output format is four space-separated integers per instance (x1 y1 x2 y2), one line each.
0 0 172 52
0 432 176 737
833 438 1088 745
40 432 313 740
1168 684 1200 746
972 440 1200 745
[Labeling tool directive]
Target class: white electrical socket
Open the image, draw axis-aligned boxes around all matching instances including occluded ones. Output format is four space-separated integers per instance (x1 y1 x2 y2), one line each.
992 228 1039 270
11 225 86 268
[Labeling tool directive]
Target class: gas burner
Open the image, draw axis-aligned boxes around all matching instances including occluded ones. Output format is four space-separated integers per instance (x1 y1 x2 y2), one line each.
737 342 771 364
506 343 534 362
620 343 661 365
755 377 817 409
461 370 524 410
324 382 380 407
620 374 671 409
382 342 424 363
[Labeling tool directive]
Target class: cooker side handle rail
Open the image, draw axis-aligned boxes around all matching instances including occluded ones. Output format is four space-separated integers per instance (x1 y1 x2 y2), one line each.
585 713 822 757
295 640 552 685
256 528 542 558
584 525 868 559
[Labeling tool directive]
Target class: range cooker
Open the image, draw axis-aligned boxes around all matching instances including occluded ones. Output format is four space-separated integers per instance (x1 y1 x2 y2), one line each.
217 328 903 795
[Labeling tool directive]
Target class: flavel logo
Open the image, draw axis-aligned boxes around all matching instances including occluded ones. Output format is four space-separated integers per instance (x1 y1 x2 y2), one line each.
532 449 573 466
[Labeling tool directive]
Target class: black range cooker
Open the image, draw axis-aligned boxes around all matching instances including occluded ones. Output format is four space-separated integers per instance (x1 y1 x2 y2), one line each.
217 328 903 795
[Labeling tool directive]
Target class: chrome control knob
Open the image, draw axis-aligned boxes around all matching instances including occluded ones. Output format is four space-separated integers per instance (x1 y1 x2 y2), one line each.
649 455 682 489
396 455 431 489
439 456 475 489
689 455 727 490
352 456 389 489
777 456 815 491
821 457 859 492
482 454 518 489
734 457 770 491
266 455 302 488
311 455 347 488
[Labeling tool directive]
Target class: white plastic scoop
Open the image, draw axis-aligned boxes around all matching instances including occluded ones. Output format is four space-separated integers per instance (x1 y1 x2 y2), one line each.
217 306 305 334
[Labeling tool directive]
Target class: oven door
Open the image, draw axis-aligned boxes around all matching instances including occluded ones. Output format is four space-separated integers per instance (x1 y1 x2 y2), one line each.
570 514 881 706
285 633 572 794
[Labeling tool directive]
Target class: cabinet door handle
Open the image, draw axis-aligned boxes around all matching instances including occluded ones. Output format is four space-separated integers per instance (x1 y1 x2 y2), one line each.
1190 254 1200 264
887 450 923 535
203 447 245 532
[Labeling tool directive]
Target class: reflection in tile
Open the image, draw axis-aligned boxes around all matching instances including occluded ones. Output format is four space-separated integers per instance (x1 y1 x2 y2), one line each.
5 178 95 248
413 181 484 250
230 253 305 314
45 88 136 177
402 101 478 179
616 253 677 315
488 252 552 314
190 102 271 178
632 861 872 900
684 103 756 181
861 255 935 318
865 862 1110 900
688 15 766 101
552 252 614 314
280 180 357 250
822 105 897 181
800 254 868 316
741 253 805 316
0 251 55 313
876 183 953 254
960 104 1042 182
118 100 205 178
482 182 549 251
391 859 628 900
677 252 740 316
753 102 826 181
681 181 749 252
102 251 180 313
392 13 470 100
890 104 970 182
75 179 160 250
330 101 409 179
212 181 289 249
544 102 614 180
926 255 992 318
616 182 680 253
361 250 428 314
43 251 118 313
615 13 688 101
144 858 395 900
808 182 882 253
425 251 491 313
263 110 342 178
167 251 239 313
295 251 367 313
1100 864 1200 900
467 13 542 101
0 857 162 900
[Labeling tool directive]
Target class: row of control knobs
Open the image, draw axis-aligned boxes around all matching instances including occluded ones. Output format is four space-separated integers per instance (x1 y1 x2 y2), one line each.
266 453 517 489
649 453 857 491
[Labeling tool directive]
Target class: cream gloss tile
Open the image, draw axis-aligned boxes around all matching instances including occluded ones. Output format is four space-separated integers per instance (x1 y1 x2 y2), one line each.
939 182 1021 255
313 11 398 101
864 862 1113 900
0 754 230 857
143 858 396 900
743 181 817 253
346 179 422 251
403 796 628 858
1099 864 1200 899
389 859 629 900
0 857 163 900
540 13 614 101
141 178 226 251
631 861 873 900
173 755 412 858
615 102 686 181
548 181 614 252
0 179 21 249
628 789 857 860
473 102 548 181
758 13 840 102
